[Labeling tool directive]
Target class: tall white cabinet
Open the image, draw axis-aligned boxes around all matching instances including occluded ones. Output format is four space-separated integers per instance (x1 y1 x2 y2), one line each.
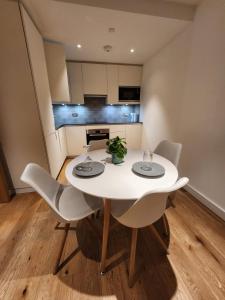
44 42 70 103
67 62 84 104
0 0 49 190
21 6 67 178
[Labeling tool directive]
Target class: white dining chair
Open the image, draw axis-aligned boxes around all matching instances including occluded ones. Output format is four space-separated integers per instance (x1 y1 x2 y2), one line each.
110 177 189 287
154 140 183 234
21 163 102 274
154 140 182 168
88 139 108 151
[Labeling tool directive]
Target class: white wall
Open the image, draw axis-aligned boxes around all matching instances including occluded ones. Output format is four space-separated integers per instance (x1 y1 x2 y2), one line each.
141 0 225 220
141 27 192 150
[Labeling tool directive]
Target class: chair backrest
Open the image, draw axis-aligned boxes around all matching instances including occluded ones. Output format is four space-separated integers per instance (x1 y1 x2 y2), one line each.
115 177 189 228
154 140 182 167
20 163 61 216
88 139 108 151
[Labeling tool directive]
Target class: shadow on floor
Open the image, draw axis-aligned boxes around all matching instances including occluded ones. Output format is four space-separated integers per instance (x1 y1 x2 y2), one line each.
58 216 177 300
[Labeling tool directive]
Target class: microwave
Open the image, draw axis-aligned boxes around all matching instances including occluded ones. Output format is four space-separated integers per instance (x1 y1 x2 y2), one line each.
119 86 141 102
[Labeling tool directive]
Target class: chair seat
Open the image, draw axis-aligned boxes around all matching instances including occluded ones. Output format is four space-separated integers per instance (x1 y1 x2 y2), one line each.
111 199 136 218
56 186 102 222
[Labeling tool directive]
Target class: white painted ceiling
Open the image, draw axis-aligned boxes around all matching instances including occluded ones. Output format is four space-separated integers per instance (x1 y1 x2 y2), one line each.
166 0 201 5
23 0 193 64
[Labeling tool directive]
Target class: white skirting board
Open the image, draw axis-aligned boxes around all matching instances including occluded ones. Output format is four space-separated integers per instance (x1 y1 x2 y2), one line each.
184 184 225 221
16 187 34 194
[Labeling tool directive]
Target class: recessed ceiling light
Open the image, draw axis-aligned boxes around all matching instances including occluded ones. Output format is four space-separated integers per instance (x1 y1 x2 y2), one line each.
130 48 135 53
77 44 82 48
108 27 115 33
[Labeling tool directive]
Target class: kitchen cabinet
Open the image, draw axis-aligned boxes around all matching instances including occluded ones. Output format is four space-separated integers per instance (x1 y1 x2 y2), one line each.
118 65 142 86
44 42 70 103
107 65 118 104
45 128 67 178
82 63 107 95
57 127 67 164
66 62 142 104
45 132 62 178
1 2 49 190
109 125 126 139
67 62 84 104
65 126 86 156
21 7 66 178
125 124 142 149
21 7 55 137
64 124 142 156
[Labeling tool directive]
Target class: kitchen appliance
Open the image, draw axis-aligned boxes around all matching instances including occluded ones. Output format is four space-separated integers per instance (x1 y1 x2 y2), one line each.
86 128 109 144
119 86 140 102
130 112 139 123
84 95 107 106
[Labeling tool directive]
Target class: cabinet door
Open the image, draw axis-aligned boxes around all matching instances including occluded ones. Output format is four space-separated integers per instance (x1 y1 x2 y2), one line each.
107 65 118 104
45 132 61 178
82 63 107 95
125 124 142 149
110 125 126 139
65 126 86 156
67 62 84 104
44 42 70 103
21 8 55 136
57 127 67 162
118 65 142 86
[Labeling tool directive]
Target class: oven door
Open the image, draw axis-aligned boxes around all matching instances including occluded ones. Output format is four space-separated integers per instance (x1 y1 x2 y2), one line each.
86 130 109 144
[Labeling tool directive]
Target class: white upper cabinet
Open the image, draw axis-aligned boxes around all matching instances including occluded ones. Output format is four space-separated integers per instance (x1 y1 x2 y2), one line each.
44 42 70 103
67 62 84 104
82 63 107 95
118 65 142 86
107 65 118 104
66 62 142 104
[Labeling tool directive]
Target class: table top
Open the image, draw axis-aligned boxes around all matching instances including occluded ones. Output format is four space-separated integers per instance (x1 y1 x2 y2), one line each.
65 149 178 200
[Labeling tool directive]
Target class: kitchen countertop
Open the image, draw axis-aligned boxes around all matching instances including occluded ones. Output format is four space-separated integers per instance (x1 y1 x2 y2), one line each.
56 122 142 130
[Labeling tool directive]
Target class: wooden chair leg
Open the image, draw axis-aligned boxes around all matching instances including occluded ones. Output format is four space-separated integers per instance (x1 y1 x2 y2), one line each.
162 214 169 237
168 191 176 207
100 199 111 274
150 225 169 255
54 223 70 275
128 228 138 288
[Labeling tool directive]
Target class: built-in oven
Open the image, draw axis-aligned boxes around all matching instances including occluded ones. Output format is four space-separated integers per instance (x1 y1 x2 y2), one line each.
119 86 141 102
86 128 109 144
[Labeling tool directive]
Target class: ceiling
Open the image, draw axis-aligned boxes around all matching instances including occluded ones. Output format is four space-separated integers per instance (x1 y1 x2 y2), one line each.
22 0 195 64
166 0 201 5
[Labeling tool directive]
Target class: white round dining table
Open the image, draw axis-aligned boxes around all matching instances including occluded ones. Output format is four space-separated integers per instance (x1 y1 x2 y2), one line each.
65 149 178 274
66 149 178 200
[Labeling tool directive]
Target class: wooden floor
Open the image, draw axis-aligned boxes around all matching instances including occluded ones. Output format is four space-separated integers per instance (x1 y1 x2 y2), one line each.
0 160 225 300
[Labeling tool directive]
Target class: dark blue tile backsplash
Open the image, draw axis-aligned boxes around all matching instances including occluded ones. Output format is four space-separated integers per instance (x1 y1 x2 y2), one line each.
53 104 140 129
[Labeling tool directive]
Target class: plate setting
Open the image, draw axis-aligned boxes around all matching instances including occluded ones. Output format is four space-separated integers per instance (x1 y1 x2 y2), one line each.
132 162 165 178
73 161 105 177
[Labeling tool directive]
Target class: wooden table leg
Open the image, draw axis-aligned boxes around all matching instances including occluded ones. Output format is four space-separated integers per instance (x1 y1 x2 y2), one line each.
100 198 111 275
129 228 138 287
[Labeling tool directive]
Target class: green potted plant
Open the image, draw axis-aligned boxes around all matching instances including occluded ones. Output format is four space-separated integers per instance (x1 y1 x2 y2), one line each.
107 136 127 164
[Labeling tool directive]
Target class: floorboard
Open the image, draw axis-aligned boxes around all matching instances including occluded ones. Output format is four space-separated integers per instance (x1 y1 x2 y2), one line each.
0 159 225 300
